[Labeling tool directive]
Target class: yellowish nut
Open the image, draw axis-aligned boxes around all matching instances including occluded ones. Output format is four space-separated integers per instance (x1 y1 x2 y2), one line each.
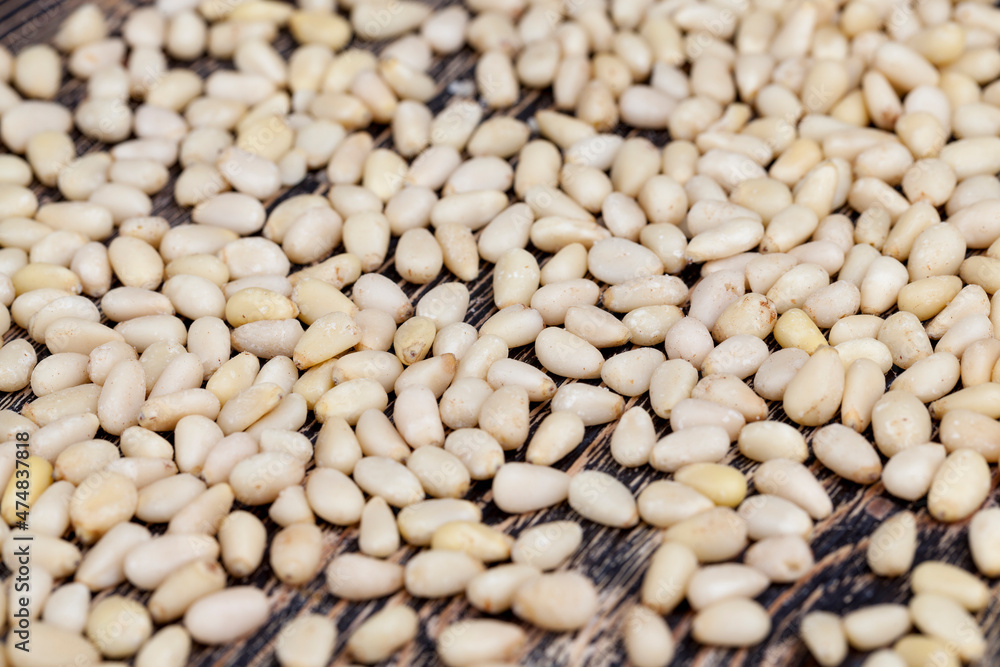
1 455 53 526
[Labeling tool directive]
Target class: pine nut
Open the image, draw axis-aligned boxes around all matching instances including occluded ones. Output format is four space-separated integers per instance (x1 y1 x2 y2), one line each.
755 459 833 520
431 521 512 563
927 449 990 522
844 604 912 651
405 549 484 598
912 560 989 612
800 612 848 667
147 560 226 624
512 571 597 631
692 598 771 647
687 563 769 612
184 587 269 645
437 619 526 667
866 511 916 577
568 470 639 528
276 614 337 667
893 635 959 667
812 424 882 484
347 605 418 664
492 463 570 514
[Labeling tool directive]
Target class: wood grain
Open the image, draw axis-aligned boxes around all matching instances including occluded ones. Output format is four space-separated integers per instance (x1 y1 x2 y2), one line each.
1 1 998 665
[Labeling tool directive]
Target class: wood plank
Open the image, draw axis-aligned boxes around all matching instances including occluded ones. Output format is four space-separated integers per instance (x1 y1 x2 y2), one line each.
1 1 998 666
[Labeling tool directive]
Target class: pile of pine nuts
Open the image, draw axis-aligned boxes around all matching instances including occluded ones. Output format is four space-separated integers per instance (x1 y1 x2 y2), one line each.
0 0 999 663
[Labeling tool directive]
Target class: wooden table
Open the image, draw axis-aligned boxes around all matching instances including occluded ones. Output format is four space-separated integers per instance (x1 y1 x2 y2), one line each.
1 1 998 665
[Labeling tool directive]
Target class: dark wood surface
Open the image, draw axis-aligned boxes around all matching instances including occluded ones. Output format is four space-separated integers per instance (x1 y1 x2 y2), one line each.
1 1 998 665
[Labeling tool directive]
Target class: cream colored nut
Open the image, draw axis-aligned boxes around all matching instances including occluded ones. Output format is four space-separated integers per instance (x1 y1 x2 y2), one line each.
455 335 506 382
701 336 770 381
183 587 269 645
465 563 540 616
909 594 985 662
405 549 484 598
650 427 729 473
74 522 151 592
800 612 848 667
97 359 146 436
970 508 1000 577
431 521 512 563
270 523 323 586
843 604 913 652
444 428 504 480
534 326 603 379
275 614 337 667
738 493 814 541
492 248 539 308
530 279 601 326
881 443 946 502
539 243 588 286
926 284 990 341
930 383 1000 420
229 451 305 506
566 304 632 348
315 378 388 426
491 463 570 514
738 421 808 463
305 467 365 526
912 560 989 612
353 456 424 508
610 406 655 468
641 539 697 615
711 293 777 343
939 408 1000 463
438 377 492 431
397 499 481 549
603 275 689 315
41 582 89 635
568 470 638 528
745 535 815 583
85 594 153 659
436 619 525 667
395 354 457 397
54 439 118 485
928 449 990 522
134 624 192 667
866 511 917 577
1 531 78 579
893 636 953 666
20 383 100 427
669 398 744 441
480 305 545 348
692 598 771 647
664 507 748 563
871 391 932 457
649 360 692 419
0 339 36 392
838 358 884 434
7 622 100 667
525 411 584 466
688 270 744 331
69 470 137 545
346 605 418 665
623 606 675 667
812 424 882 484
550 382 624 426
783 346 844 426
639 481 713 530
891 352 960 403
512 571 597 631
755 459 832 520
